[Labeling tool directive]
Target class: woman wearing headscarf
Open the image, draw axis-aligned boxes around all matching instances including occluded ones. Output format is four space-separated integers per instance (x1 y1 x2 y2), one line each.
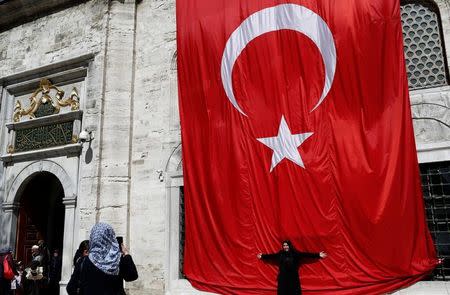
257 240 327 295
66 241 89 295
78 223 138 295
72 240 90 266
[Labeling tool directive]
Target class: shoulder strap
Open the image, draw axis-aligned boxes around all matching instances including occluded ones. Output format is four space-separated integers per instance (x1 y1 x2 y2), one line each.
77 257 86 283
80 257 85 273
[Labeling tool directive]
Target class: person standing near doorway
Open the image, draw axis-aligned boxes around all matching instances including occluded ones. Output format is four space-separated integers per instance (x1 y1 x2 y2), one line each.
0 247 17 295
48 249 62 295
11 261 23 295
66 240 89 295
24 246 44 295
72 240 89 266
36 241 49 281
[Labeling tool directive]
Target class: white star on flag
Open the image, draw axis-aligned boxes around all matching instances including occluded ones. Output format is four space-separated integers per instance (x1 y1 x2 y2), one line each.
257 116 313 172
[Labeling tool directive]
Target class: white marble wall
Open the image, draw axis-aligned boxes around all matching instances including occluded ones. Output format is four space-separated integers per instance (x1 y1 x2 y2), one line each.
129 1 179 293
0 0 178 294
412 0 450 163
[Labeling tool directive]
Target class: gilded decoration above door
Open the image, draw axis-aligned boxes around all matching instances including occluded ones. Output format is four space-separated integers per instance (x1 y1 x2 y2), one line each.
13 79 80 123
3 78 83 157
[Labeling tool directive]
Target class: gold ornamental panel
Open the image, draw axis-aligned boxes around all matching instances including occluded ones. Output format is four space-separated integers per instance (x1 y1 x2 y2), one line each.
13 79 80 123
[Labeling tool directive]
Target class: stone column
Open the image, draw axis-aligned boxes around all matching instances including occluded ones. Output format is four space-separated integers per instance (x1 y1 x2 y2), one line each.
59 197 77 293
96 0 137 239
1 202 19 249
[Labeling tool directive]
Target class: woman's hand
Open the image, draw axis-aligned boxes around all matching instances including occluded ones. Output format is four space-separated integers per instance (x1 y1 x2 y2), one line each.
319 251 327 259
257 253 262 259
121 244 129 256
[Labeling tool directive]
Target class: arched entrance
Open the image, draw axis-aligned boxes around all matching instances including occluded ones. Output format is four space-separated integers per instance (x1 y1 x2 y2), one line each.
15 172 65 269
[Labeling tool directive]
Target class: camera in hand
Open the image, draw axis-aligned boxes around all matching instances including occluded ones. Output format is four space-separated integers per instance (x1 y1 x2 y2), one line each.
117 236 123 252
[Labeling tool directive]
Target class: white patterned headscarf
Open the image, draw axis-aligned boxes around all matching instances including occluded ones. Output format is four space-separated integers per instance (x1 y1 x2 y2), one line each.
88 223 121 275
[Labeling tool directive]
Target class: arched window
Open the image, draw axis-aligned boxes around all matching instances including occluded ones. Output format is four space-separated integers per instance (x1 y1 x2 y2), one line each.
401 1 449 90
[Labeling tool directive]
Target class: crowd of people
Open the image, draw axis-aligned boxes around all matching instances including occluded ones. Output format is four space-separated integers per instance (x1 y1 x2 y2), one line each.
0 241 60 295
0 222 138 295
1 223 324 295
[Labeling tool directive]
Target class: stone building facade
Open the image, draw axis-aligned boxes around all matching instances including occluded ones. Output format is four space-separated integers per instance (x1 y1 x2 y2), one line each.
0 0 448 294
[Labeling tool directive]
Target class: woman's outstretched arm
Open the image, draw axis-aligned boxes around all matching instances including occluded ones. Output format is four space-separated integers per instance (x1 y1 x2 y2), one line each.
296 251 327 259
257 252 280 261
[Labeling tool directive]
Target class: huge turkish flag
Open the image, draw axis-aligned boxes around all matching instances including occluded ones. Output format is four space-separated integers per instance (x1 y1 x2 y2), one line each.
177 1 438 294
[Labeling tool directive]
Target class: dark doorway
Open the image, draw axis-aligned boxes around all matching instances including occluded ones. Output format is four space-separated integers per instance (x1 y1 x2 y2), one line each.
15 172 65 268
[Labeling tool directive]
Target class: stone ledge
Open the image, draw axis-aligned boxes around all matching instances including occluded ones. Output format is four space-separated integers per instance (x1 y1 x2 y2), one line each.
392 281 450 294
417 141 450 163
0 53 94 89
0 143 82 164
417 141 450 152
6 110 83 131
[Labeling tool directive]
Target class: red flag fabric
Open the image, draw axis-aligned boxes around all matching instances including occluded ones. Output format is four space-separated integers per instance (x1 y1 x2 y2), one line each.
177 1 438 294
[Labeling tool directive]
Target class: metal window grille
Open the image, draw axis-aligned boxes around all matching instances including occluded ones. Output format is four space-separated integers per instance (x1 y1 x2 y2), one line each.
401 1 449 90
420 162 450 280
179 186 186 279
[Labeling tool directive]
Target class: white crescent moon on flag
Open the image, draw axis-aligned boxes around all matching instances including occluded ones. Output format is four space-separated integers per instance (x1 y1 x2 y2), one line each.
220 4 337 116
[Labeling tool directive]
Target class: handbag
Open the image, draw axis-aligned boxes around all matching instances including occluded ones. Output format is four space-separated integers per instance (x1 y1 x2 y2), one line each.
3 255 14 280
25 266 44 280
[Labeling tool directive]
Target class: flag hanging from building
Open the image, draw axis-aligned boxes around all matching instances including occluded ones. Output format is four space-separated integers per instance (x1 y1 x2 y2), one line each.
177 0 438 294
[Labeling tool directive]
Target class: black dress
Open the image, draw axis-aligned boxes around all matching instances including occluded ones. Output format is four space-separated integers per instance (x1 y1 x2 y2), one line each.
48 255 62 294
262 250 320 295
67 255 138 295
82 255 137 295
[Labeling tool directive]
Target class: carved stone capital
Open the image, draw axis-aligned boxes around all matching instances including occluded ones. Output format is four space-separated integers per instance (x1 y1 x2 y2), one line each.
2 202 20 212
62 197 77 208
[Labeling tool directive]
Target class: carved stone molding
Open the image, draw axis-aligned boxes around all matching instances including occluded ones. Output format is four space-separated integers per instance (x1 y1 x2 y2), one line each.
0 143 82 164
2 202 19 212
62 197 77 208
